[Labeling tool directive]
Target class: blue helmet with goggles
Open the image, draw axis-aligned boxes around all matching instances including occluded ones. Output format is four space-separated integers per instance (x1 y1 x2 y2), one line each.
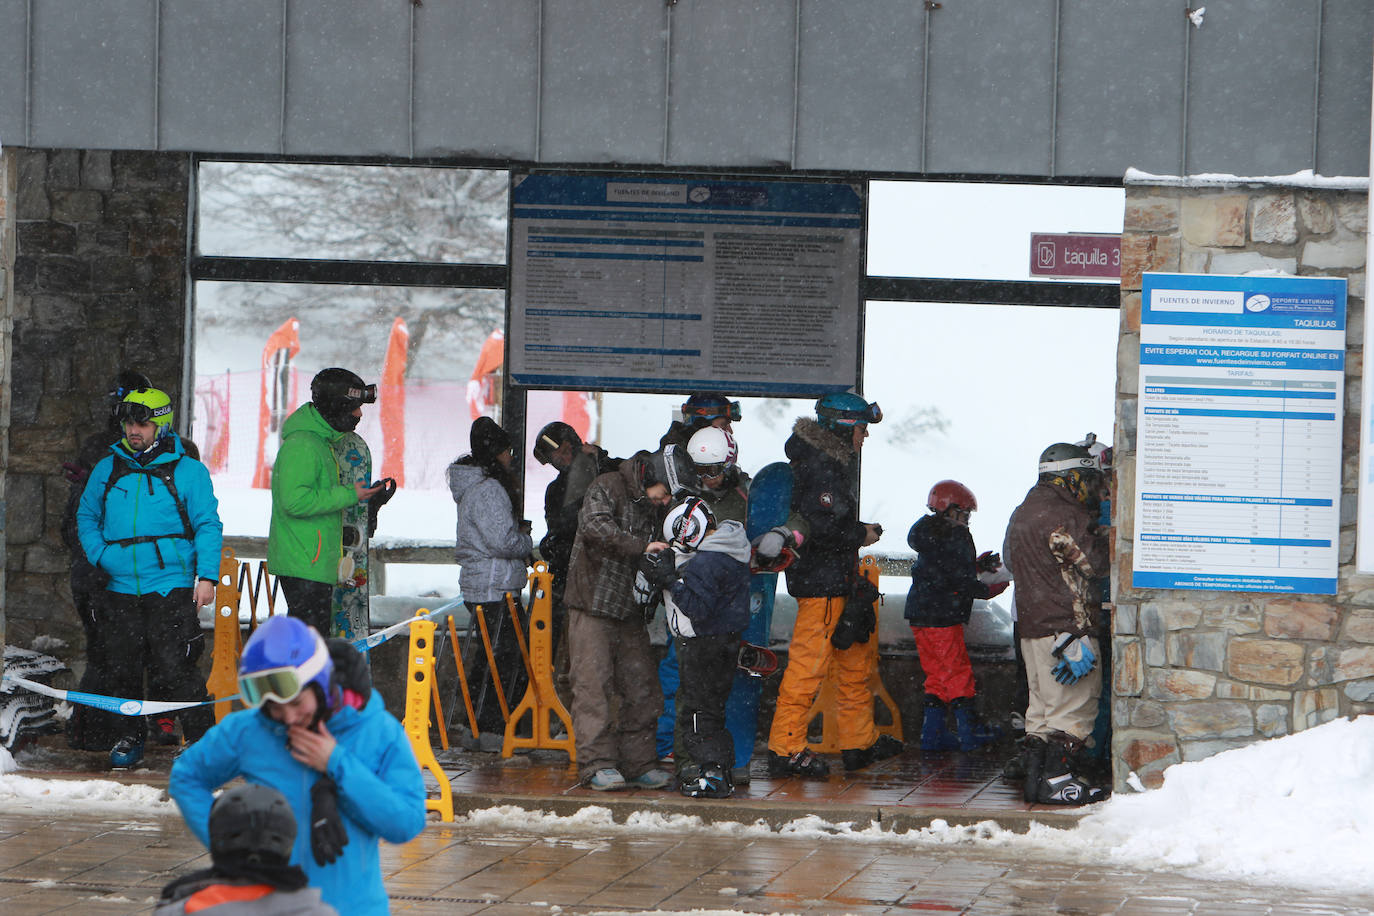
681 393 741 424
237 616 333 709
815 392 882 431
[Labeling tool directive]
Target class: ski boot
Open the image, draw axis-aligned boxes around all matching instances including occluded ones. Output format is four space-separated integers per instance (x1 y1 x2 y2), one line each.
1034 733 1109 806
151 716 179 746
919 695 960 752
737 642 779 678
841 734 904 771
109 735 145 769
680 764 733 799
1020 735 1046 803
766 748 830 779
950 697 1001 752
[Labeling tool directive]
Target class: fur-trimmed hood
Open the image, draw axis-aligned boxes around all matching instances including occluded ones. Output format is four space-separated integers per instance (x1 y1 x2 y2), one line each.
788 417 856 466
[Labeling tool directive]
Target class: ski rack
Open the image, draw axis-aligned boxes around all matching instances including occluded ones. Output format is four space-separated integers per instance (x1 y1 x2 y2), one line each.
803 555 903 753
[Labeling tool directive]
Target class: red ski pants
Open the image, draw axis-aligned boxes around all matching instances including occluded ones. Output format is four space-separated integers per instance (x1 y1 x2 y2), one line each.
911 624 976 703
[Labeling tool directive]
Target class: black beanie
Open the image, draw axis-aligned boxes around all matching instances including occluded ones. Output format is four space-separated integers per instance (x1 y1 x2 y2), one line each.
470 416 513 464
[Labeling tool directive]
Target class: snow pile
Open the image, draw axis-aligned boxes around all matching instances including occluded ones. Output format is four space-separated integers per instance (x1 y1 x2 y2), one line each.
0 746 15 774
1125 167 1368 190
0 771 174 812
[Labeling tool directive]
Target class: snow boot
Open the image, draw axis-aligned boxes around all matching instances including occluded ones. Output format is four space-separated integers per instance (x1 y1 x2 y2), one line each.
919 695 960 752
950 697 1001 752
680 763 733 799
841 733 904 771
766 748 830 779
1035 734 1109 806
109 735 145 770
151 716 179 746
1020 735 1046 803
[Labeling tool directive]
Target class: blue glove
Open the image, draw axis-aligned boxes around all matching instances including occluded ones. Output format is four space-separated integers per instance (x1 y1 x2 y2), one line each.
1051 634 1097 685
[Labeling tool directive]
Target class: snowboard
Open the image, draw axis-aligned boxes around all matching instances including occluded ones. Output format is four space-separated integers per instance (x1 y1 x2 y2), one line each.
723 461 793 771
330 431 372 640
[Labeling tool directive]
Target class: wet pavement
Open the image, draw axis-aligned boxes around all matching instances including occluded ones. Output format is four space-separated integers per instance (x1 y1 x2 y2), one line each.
5 741 1374 914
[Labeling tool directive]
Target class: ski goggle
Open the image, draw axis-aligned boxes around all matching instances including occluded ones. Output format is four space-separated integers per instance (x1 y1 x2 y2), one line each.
344 384 378 405
114 400 172 425
683 400 741 423
238 666 310 708
695 461 728 479
817 401 883 427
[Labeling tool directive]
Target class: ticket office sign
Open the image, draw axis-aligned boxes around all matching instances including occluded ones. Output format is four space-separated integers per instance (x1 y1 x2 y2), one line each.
1134 273 1347 594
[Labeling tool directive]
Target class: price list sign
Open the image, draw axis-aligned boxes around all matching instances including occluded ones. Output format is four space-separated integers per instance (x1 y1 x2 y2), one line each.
1134 273 1347 594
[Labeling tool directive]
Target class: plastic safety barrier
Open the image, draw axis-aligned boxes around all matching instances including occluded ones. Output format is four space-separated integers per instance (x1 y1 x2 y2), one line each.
401 615 453 822
205 548 281 722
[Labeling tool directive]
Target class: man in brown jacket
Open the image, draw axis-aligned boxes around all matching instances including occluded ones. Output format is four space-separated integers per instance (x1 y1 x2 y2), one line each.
1003 442 1110 806
565 449 678 790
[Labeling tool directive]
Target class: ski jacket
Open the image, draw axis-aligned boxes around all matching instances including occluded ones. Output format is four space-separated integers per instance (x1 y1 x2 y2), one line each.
697 470 750 525
782 418 867 598
903 513 990 628
540 447 619 581
565 452 662 621
169 692 426 916
664 520 753 638
267 404 359 585
155 877 336 915
76 432 222 597
448 457 533 604
1002 480 1108 640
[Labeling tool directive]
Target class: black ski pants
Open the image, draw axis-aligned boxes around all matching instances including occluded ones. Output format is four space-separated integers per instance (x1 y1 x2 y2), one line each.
279 576 334 636
674 631 740 775
92 587 212 744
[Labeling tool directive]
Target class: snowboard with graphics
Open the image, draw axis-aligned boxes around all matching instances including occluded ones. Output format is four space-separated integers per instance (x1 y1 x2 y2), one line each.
330 431 372 640
723 461 793 770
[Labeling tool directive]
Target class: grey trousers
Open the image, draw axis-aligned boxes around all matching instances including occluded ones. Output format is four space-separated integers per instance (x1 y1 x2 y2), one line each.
568 608 663 781
1022 634 1102 742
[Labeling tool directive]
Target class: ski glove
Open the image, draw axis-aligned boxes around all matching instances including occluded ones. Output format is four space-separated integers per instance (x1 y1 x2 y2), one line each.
975 550 1002 573
638 549 679 590
1051 634 1097 685
309 775 350 866
366 478 398 538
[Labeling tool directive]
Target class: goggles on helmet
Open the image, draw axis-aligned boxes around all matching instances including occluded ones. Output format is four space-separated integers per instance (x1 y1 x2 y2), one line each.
816 400 882 426
695 461 728 479
683 399 741 423
344 384 378 406
114 400 172 425
238 665 311 707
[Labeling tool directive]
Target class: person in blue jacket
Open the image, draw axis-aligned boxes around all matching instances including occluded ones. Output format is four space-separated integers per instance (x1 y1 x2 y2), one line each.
76 386 223 768
169 616 426 915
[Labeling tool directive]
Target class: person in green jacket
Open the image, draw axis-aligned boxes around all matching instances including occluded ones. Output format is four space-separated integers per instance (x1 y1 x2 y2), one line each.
268 369 383 634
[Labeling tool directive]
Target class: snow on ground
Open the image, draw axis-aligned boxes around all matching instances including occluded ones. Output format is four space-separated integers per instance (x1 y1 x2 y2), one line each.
3 716 1371 893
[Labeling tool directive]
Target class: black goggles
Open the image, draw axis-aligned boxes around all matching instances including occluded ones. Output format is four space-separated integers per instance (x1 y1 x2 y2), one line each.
345 384 378 406
684 400 741 423
817 401 883 425
115 401 172 424
695 462 728 479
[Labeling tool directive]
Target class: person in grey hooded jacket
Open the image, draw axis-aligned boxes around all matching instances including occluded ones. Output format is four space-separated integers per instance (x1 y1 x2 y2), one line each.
447 417 534 742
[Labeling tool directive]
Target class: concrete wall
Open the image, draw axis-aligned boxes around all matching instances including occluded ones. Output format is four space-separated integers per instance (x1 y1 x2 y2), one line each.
4 149 190 651
1113 180 1370 789
0 149 16 656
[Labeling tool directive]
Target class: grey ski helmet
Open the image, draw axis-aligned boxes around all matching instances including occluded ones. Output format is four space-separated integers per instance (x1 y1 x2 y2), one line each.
209 783 297 865
1038 442 1098 478
311 367 377 432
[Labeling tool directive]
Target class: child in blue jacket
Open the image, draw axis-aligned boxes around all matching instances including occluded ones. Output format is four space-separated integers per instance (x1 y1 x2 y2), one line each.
170 617 426 915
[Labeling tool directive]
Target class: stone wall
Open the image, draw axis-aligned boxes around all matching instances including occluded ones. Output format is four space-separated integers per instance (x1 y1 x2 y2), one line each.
0 149 16 654
1113 181 1369 789
5 150 190 651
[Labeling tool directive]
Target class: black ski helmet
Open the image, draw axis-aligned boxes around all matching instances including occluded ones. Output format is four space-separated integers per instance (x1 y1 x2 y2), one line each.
311 367 377 432
533 421 581 466
208 783 297 865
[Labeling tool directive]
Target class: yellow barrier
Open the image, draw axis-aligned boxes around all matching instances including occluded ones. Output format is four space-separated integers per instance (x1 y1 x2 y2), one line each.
206 548 245 723
501 563 575 761
803 555 903 753
401 615 453 822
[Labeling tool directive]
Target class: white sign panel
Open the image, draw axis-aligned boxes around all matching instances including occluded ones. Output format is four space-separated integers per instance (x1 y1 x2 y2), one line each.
508 173 864 395
1134 273 1347 594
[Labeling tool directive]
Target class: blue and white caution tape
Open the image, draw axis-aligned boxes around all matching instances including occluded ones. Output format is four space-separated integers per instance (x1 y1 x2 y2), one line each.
350 598 463 653
0 674 233 716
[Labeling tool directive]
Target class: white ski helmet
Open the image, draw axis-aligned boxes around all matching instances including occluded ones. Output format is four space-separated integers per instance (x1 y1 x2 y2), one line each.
663 496 716 551
686 426 738 476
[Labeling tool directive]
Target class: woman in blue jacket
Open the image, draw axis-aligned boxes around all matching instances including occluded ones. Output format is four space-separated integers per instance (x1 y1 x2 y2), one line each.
170 617 426 915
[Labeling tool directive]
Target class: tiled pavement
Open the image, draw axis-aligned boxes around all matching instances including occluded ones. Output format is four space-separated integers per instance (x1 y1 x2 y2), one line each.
6 742 1374 913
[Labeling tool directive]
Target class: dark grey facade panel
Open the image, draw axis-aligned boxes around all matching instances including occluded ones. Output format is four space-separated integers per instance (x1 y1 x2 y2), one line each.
924 0 1058 175
794 1 924 174
413 0 538 160
283 0 411 157
29 0 157 150
666 1 797 168
539 0 666 164
159 0 284 154
1185 1 1319 176
1056 3 1186 178
1317 0 1374 177
0 0 25 146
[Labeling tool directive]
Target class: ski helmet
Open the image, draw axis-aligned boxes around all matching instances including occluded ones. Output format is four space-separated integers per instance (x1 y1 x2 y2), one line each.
663 496 716 550
681 393 741 425
114 388 174 439
815 392 882 432
1076 432 1113 472
237 615 333 709
642 445 696 498
685 426 738 479
928 479 977 513
209 783 296 865
311 367 377 432
1038 442 1098 478
533 421 581 466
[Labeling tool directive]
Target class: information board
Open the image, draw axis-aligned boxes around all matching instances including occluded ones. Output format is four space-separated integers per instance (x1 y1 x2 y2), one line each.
507 173 864 394
1133 273 1347 594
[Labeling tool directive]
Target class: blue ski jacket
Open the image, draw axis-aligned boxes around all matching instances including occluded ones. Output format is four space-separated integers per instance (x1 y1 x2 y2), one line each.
169 692 427 916
76 432 222 597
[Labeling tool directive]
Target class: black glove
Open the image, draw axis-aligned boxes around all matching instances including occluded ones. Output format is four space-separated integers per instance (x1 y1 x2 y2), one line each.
366 478 398 538
326 638 372 704
309 775 350 866
832 576 879 650
638 550 679 590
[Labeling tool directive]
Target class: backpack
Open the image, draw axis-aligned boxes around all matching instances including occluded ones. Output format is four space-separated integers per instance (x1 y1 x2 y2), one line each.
98 457 194 566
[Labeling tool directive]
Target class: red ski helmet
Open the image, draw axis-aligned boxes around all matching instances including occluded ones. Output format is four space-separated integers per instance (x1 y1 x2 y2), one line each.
927 479 977 513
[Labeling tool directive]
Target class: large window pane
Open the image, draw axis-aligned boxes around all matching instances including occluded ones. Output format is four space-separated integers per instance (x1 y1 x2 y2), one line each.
197 162 508 263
